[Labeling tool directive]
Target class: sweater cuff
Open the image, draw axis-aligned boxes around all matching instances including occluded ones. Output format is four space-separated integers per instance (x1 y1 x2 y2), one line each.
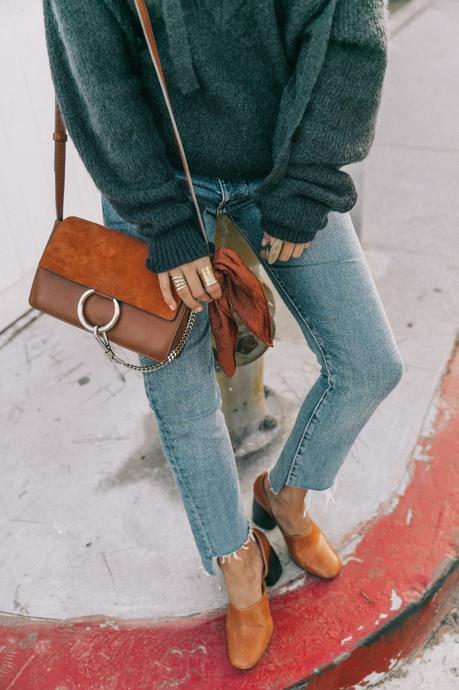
255 185 330 244
145 220 210 274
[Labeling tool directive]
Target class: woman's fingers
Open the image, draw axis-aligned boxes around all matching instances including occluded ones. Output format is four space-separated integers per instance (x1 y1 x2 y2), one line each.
262 233 312 262
292 241 310 258
161 234 311 315
182 259 222 302
182 264 212 303
279 242 294 262
195 257 223 300
260 231 275 259
169 269 203 311
261 232 272 248
292 244 304 258
161 257 222 313
203 279 222 300
158 272 177 311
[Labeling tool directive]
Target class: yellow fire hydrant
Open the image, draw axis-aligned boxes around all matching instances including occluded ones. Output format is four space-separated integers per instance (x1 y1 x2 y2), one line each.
212 213 280 459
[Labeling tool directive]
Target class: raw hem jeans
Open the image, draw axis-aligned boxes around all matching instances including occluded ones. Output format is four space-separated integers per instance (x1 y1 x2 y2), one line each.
101 170 404 575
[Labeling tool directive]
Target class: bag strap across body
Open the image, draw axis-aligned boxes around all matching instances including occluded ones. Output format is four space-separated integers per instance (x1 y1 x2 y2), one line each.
52 0 211 373
53 0 209 247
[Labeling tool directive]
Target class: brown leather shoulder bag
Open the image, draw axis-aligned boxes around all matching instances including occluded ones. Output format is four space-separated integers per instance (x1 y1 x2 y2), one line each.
28 0 210 373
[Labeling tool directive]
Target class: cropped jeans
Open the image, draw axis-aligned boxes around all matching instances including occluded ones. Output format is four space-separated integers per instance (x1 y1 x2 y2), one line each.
101 170 403 575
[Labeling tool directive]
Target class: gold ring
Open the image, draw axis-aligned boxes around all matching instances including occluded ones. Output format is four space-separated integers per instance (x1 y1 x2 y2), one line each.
198 265 218 287
267 238 283 265
171 274 188 291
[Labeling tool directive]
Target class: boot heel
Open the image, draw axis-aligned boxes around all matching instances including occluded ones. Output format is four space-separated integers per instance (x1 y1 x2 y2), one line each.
252 497 277 530
265 544 283 587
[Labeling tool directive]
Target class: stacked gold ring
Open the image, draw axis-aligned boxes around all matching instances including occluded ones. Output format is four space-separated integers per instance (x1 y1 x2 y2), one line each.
198 265 218 287
267 238 283 265
171 274 188 291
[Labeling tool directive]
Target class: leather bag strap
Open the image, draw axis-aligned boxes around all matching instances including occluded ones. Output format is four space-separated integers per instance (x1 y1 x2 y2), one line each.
52 0 209 247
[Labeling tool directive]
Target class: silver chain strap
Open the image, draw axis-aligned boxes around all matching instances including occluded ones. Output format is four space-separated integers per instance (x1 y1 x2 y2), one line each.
91 307 197 373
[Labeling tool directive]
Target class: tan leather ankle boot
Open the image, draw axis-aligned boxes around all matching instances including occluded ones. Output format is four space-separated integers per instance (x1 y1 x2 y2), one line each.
219 527 282 669
252 471 342 579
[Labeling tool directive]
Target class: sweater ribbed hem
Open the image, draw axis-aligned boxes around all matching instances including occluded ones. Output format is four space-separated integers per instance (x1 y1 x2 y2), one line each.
145 221 210 274
256 190 329 245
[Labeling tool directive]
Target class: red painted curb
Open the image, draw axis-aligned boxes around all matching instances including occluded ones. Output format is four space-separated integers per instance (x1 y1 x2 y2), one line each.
1 342 458 690
301 561 458 690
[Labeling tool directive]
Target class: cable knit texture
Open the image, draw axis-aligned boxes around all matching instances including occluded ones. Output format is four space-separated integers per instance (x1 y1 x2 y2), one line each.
42 0 388 273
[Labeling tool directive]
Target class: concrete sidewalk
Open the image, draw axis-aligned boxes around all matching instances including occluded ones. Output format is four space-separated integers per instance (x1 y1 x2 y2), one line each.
0 0 458 685
379 605 458 690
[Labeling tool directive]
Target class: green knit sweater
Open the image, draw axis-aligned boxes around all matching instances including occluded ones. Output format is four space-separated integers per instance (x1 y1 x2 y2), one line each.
43 0 388 273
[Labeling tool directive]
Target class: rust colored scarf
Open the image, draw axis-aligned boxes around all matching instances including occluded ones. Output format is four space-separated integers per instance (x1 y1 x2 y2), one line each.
208 247 274 377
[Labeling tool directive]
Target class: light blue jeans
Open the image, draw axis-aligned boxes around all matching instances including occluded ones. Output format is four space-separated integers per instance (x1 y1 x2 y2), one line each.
101 170 403 575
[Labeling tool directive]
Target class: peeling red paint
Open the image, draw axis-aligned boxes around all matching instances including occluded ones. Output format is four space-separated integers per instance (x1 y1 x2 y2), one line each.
0 344 458 690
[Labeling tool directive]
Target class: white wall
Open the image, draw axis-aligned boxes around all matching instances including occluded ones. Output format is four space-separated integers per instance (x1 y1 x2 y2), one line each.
0 0 102 332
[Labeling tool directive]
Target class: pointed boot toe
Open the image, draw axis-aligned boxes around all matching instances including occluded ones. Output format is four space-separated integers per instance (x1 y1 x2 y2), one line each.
283 520 342 578
226 584 273 669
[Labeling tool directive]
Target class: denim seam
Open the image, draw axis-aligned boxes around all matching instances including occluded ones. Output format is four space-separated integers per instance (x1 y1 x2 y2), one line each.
218 178 242 213
218 178 226 198
214 519 253 565
226 211 335 489
223 197 254 214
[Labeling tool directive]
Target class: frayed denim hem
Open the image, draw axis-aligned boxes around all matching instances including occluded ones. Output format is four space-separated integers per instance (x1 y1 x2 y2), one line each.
198 521 255 576
266 466 339 517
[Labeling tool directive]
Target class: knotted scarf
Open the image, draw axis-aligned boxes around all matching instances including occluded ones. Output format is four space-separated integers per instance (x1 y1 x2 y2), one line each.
208 247 274 377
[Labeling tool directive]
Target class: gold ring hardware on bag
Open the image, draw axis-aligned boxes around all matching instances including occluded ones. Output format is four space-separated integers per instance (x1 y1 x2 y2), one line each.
76 287 198 372
77 288 121 333
198 265 218 287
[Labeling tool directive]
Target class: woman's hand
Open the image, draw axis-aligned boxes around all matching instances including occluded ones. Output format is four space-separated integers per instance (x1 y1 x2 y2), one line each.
158 256 223 312
260 232 311 262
